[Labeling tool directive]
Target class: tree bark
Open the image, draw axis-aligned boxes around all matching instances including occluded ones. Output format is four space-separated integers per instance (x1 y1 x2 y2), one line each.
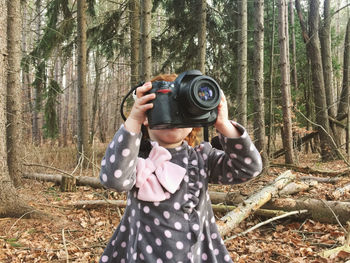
236 0 248 126
32 0 42 146
253 0 268 170
0 1 45 219
278 0 294 164
141 0 152 81
89 51 101 144
218 170 295 237
197 0 206 74
320 0 336 119
289 0 298 91
262 198 350 224
267 0 276 157
295 0 336 161
338 18 350 120
129 0 140 86
77 0 91 165
6 0 23 186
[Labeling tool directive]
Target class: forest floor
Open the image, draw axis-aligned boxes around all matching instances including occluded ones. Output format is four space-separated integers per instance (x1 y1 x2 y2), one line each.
1 143 350 262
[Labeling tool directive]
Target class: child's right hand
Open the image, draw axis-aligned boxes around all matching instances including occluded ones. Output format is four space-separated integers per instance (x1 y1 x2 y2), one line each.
124 82 156 133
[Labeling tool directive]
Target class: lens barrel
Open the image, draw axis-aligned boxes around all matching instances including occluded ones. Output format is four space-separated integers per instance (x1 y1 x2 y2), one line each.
183 76 221 116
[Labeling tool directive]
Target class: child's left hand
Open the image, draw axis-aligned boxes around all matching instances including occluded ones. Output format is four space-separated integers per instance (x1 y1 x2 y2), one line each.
214 90 241 138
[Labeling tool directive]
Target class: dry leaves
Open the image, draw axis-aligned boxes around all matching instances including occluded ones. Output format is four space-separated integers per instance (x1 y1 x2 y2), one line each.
1 152 350 262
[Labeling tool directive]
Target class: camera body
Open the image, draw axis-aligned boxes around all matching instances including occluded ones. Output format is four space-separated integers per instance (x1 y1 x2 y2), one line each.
147 70 221 129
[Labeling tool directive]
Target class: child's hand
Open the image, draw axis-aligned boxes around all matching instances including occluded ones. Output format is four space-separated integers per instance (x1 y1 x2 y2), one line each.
214 90 241 138
124 82 155 133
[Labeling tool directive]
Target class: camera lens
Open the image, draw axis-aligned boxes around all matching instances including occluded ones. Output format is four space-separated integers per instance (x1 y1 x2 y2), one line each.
180 76 221 116
198 85 215 101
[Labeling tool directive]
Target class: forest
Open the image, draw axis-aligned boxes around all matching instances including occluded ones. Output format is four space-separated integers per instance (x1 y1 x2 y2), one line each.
1 0 350 262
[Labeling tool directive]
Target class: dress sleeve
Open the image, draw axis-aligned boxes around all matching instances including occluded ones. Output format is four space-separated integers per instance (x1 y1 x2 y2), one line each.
200 121 263 185
99 124 142 192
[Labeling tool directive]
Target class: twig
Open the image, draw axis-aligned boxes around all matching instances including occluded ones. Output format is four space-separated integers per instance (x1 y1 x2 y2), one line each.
320 199 347 234
224 209 308 242
23 163 73 177
8 210 35 234
62 228 69 263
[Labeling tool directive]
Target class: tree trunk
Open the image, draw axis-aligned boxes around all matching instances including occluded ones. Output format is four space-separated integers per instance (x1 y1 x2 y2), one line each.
320 0 339 146
262 198 350 224
32 0 42 146
218 170 295 237
289 0 298 91
308 0 333 161
267 0 276 157
77 0 91 165
129 0 140 86
141 0 152 81
197 0 206 74
253 0 268 169
62 58 72 146
89 51 101 144
320 0 336 118
0 0 43 219
338 18 350 119
278 0 294 164
6 0 23 186
236 0 247 126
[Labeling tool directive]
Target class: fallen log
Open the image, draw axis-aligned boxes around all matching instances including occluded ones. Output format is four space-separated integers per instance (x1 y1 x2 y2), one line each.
262 198 350 224
23 173 102 188
69 200 287 218
279 181 309 196
24 173 246 204
270 163 350 177
299 176 342 184
217 170 295 237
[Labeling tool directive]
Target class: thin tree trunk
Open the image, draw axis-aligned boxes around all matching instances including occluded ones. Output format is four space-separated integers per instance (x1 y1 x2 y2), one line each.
338 18 350 118
32 0 42 146
253 0 268 169
236 0 247 126
289 0 298 91
141 0 152 81
278 0 294 164
77 0 91 165
267 0 276 157
89 51 101 144
197 0 207 74
62 58 72 147
129 0 140 86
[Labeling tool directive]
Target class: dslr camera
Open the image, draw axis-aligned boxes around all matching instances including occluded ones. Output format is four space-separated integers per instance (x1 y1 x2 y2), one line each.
147 70 221 129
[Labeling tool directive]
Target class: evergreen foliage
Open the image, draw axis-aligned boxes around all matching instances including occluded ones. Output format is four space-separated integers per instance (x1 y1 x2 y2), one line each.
43 79 62 139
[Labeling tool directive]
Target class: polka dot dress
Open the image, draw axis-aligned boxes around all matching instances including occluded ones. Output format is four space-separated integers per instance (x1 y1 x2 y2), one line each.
99 123 262 262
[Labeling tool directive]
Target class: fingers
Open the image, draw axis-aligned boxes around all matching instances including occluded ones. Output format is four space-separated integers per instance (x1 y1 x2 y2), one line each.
136 82 152 98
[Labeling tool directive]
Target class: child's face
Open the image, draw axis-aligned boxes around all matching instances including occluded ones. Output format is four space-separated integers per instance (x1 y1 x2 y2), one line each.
148 127 193 148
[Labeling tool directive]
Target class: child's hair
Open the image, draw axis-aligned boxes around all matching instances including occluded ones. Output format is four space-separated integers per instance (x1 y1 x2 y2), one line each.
140 73 200 147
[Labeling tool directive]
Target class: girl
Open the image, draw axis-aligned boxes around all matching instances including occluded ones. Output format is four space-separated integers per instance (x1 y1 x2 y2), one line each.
99 74 262 263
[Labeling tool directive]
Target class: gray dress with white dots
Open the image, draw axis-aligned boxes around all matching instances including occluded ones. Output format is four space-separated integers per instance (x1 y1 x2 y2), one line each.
99 122 262 263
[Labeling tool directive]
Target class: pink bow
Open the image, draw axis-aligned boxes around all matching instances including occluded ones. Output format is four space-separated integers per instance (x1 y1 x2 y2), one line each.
135 142 186 202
